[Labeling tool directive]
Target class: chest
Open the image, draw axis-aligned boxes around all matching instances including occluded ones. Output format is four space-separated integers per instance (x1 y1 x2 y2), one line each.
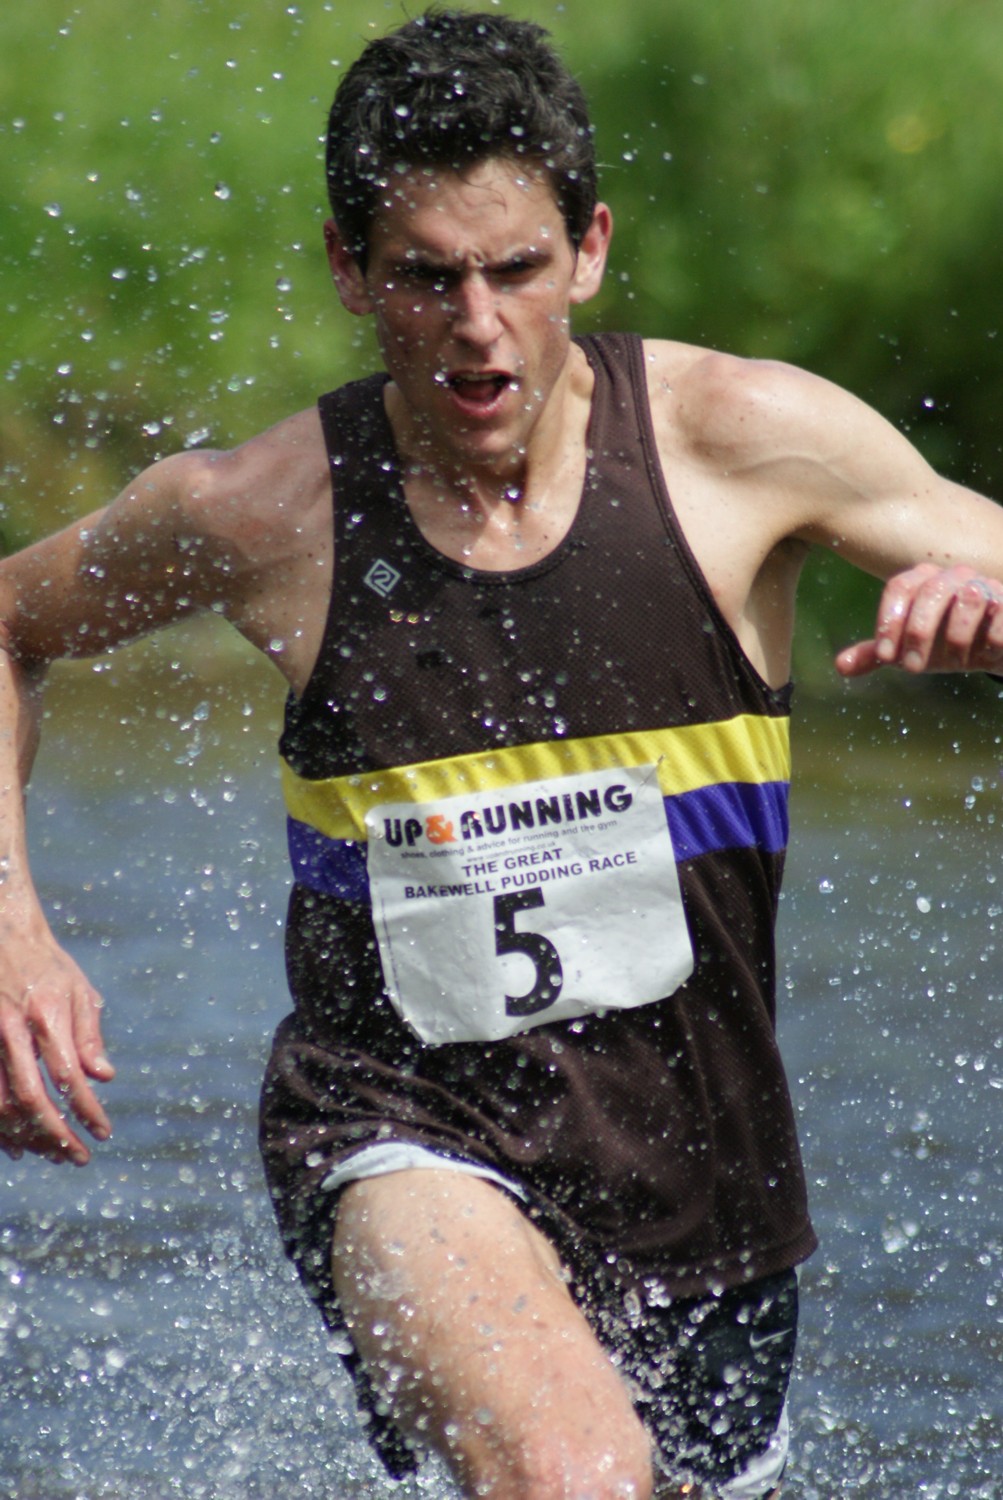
282 466 763 781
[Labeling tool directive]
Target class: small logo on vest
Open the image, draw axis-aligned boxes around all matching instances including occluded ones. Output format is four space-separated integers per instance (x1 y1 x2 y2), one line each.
363 558 402 598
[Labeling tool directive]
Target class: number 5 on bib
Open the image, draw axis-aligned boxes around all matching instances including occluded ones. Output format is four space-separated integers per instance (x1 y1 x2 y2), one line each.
366 762 694 1044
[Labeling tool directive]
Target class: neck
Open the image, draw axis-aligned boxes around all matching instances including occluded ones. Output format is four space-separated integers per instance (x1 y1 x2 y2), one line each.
386 343 593 524
385 351 594 571
403 454 530 519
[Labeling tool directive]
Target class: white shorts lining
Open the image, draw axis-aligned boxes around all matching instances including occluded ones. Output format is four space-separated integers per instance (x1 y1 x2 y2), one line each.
320 1141 529 1200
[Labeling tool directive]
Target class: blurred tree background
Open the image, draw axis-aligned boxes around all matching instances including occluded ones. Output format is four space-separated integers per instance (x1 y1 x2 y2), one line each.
2 0 1003 686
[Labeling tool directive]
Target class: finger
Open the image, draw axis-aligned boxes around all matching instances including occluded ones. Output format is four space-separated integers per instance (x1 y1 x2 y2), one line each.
871 564 943 667
13 978 113 1141
939 590 990 668
887 568 975 671
35 1013 112 1143
0 1067 25 1161
0 1099 91 1164
984 608 1003 671
1 1111 86 1165
941 576 1003 668
0 1020 92 1164
8 1130 89 1164
834 638 883 677
897 567 1003 671
71 983 115 1083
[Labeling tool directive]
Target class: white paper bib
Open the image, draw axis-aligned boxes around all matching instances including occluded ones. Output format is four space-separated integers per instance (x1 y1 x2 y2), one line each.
365 762 694 1044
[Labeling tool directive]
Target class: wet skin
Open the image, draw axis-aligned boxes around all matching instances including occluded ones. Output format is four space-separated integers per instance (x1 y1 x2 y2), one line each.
4 145 1003 1500
324 158 612 540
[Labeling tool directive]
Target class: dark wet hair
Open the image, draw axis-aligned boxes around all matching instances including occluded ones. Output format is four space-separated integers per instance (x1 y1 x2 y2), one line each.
325 7 597 267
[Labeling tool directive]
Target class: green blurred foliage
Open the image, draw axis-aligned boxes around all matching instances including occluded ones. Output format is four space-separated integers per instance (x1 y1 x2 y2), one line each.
563 0 1003 681
2 0 1002 685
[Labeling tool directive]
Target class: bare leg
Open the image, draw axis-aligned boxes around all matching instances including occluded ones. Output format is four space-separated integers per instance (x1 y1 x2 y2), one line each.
332 1168 655 1499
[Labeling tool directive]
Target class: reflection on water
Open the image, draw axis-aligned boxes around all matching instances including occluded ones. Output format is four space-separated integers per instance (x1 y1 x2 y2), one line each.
2 647 1001 1497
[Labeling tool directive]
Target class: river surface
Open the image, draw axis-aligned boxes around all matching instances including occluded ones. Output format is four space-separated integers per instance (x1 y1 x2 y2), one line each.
2 641 1001 1498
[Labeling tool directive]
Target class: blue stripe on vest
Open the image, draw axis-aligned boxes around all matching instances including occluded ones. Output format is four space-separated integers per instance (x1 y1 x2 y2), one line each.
664 781 789 862
286 818 370 902
286 779 789 901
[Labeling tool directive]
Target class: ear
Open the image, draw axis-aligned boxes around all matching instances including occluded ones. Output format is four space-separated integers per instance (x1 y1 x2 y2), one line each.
569 202 613 307
324 218 373 316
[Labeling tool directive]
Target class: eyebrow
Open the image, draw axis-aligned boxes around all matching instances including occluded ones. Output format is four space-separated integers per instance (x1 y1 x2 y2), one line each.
387 245 554 276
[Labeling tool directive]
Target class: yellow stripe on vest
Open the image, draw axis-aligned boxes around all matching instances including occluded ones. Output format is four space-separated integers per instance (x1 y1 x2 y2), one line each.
281 716 790 844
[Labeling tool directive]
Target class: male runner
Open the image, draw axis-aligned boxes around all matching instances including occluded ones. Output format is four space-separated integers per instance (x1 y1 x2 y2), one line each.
2 11 1003 1499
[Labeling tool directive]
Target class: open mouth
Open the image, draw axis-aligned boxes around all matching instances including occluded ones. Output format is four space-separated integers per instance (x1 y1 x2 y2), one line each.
445 372 513 405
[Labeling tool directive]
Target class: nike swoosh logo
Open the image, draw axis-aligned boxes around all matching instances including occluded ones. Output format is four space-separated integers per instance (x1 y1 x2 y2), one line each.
749 1328 790 1349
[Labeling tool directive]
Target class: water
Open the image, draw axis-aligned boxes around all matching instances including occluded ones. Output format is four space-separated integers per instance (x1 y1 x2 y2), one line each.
2 652 1001 1497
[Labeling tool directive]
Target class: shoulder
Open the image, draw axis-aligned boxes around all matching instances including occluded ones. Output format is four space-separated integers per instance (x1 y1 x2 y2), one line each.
167 406 327 548
105 406 332 599
75 405 331 618
643 339 846 458
639 337 923 488
0 406 332 670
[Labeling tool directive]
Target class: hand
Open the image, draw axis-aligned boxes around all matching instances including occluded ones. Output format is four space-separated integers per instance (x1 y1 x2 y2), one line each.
0 930 114 1166
835 563 1003 677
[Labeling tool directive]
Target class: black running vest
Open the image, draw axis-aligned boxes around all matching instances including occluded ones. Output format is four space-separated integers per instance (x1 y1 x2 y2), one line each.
264 332 816 1297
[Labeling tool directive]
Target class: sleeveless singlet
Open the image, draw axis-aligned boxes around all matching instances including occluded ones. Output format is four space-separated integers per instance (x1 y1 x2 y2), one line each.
260 332 817 1304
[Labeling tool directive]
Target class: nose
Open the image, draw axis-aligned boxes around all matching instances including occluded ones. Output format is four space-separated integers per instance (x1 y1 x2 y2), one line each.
449 272 502 347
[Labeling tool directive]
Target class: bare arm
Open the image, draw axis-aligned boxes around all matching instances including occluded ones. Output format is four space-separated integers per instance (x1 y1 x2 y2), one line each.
0 413 330 1166
0 452 226 1163
650 343 1003 680
763 362 1003 674
0 436 305 1163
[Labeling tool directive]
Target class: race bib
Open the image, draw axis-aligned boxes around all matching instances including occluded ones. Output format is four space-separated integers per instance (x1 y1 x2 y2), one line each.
366 762 694 1044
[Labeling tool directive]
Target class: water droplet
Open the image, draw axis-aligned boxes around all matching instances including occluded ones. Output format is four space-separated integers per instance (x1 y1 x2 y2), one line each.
214 182 231 201
882 1220 914 1254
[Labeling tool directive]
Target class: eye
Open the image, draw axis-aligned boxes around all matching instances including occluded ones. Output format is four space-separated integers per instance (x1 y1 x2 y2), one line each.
394 263 453 295
493 255 546 289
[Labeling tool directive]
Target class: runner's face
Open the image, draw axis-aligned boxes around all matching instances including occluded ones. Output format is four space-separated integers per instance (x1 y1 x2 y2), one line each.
326 158 610 474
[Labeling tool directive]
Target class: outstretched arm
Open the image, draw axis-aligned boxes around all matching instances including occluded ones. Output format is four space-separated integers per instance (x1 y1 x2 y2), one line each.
655 345 1003 683
774 366 1003 673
